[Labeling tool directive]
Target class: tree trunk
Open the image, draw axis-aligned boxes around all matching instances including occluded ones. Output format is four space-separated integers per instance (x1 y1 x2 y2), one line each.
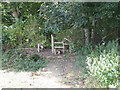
118 28 120 45
84 29 90 46
91 19 95 44
12 7 20 22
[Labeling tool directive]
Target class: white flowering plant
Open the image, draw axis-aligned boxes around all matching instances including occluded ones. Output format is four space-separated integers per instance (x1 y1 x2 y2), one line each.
86 41 119 88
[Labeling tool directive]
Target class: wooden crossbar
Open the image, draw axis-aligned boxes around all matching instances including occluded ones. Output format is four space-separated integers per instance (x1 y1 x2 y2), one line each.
54 46 64 48
54 42 63 44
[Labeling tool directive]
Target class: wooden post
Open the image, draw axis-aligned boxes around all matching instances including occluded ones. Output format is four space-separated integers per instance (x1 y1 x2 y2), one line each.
84 29 90 46
69 44 71 53
38 44 40 52
63 42 65 53
51 34 54 54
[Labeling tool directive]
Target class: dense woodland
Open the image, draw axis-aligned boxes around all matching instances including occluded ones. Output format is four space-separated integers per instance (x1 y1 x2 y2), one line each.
1 2 120 88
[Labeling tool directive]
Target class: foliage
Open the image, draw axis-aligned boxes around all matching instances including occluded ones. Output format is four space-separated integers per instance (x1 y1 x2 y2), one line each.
2 49 47 71
2 2 51 49
1 2 41 26
76 41 119 88
86 41 119 88
39 2 119 30
2 21 25 49
75 45 93 73
39 2 120 46
2 16 49 49
2 2 120 49
23 16 48 47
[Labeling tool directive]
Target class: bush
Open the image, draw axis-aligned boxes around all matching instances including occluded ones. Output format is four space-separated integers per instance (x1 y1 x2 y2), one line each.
86 41 119 88
2 49 47 71
2 17 50 49
2 22 26 49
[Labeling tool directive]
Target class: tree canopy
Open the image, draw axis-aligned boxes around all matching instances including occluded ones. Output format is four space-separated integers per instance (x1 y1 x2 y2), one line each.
1 2 120 49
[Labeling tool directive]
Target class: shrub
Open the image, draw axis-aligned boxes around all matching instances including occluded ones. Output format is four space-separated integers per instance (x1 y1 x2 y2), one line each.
2 49 47 71
2 17 50 49
86 41 119 88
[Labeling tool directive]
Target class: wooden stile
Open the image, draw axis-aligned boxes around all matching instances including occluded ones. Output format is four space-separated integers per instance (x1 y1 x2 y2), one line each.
51 34 71 55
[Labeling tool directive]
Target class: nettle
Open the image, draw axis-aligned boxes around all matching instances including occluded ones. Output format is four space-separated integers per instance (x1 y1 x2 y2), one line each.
86 41 119 88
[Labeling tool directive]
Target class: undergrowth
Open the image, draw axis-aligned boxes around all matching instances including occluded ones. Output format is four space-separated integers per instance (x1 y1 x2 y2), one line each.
2 49 47 72
76 41 119 88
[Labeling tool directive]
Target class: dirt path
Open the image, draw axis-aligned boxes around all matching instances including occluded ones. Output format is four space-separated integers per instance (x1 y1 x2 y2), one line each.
0 48 84 88
0 70 71 88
